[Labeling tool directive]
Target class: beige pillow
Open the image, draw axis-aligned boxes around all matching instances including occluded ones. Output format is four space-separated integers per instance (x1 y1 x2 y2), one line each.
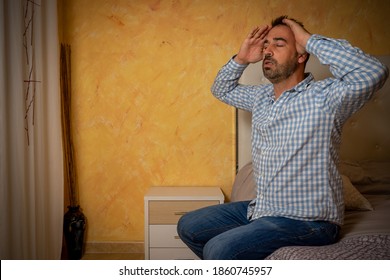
230 162 256 202
339 160 368 184
342 175 373 211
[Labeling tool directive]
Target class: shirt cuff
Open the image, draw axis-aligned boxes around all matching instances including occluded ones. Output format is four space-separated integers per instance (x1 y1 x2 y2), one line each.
226 55 249 71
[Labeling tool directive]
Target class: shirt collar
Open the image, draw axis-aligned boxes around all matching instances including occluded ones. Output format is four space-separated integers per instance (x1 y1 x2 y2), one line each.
281 73 315 99
267 73 315 102
294 73 314 92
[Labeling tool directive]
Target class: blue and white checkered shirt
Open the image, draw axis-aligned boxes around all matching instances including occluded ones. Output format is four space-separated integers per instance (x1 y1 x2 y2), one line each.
211 34 388 225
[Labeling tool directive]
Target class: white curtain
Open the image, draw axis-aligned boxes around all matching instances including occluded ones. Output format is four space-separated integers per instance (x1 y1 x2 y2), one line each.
0 0 63 259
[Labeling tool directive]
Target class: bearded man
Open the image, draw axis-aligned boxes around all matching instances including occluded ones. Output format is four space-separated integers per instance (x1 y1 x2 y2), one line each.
177 15 388 260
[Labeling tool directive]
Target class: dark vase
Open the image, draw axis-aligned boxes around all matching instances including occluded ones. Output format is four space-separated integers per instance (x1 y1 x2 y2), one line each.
63 205 86 260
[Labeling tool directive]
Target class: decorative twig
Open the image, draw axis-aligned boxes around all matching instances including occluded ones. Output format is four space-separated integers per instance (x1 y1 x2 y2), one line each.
60 44 78 207
23 0 41 145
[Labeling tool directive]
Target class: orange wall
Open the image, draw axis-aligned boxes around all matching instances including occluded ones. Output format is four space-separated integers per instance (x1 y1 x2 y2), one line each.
60 0 390 243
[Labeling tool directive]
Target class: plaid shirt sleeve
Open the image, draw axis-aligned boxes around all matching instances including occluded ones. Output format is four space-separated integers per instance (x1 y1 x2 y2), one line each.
211 58 272 112
307 34 389 123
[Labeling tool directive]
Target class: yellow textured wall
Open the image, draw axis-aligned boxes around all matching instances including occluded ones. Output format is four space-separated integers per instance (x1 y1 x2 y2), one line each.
60 0 390 243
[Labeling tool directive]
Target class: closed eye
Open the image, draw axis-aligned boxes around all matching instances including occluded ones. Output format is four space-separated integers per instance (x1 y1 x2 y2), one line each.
274 37 287 47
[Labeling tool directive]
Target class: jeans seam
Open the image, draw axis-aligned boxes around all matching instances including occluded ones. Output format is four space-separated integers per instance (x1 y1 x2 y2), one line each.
191 223 240 241
279 222 338 243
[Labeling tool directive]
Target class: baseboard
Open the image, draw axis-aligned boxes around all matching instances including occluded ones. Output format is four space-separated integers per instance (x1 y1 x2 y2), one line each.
85 241 144 254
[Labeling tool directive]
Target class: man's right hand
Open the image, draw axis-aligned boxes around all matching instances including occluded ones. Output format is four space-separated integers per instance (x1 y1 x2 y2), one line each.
234 25 270 65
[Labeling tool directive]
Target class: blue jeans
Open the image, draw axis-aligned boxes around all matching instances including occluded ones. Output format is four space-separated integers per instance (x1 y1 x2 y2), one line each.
177 201 340 260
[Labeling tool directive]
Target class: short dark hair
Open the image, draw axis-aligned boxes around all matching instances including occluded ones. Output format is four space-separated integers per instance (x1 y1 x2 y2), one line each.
271 15 305 29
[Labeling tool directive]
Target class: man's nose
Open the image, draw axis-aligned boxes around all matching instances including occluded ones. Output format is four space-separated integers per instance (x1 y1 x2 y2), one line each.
263 46 273 57
264 49 273 59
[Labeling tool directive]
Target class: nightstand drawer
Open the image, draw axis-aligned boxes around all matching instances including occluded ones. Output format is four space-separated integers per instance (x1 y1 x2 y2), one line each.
149 225 186 247
150 248 198 260
149 200 218 224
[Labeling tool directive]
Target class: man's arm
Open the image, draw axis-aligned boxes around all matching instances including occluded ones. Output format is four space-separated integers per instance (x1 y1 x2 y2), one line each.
211 25 270 111
285 17 388 94
286 18 388 117
307 36 388 95
210 58 259 112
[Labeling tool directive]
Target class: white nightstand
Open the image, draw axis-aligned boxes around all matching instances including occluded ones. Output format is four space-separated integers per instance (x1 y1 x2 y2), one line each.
144 186 224 260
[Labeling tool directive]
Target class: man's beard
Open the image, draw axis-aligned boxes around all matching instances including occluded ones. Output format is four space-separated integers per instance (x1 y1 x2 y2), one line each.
262 56 298 84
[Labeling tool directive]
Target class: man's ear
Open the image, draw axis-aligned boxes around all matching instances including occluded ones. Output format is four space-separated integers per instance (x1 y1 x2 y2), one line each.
298 52 308 64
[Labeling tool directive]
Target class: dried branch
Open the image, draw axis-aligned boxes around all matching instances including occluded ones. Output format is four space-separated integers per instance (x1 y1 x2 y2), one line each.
60 44 78 207
23 0 41 145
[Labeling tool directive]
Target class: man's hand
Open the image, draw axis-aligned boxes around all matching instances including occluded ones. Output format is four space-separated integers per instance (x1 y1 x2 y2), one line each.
282 18 311 55
234 25 270 65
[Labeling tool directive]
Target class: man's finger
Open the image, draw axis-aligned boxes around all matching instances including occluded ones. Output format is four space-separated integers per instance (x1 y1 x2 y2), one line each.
248 26 260 38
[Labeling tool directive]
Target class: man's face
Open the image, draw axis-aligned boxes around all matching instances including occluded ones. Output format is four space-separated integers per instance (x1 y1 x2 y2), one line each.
262 25 299 84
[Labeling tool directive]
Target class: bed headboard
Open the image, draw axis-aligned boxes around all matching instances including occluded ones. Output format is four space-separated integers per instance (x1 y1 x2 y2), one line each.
237 55 390 170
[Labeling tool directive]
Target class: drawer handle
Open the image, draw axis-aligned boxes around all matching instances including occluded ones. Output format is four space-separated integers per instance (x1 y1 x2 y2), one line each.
174 211 188 216
174 236 181 240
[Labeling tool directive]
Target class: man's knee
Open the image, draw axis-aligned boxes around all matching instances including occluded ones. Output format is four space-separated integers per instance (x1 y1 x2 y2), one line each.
177 214 188 238
203 235 233 260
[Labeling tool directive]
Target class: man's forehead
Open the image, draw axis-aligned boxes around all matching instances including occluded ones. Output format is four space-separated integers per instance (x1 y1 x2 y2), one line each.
265 25 294 42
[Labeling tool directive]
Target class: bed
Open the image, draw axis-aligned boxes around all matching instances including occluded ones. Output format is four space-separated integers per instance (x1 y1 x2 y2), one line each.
230 55 390 259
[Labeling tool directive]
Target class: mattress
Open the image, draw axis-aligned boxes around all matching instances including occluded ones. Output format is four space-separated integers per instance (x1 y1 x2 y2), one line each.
341 193 390 239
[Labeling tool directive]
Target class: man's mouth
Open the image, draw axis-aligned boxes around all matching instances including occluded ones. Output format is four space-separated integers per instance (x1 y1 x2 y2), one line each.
263 59 275 69
263 58 275 66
